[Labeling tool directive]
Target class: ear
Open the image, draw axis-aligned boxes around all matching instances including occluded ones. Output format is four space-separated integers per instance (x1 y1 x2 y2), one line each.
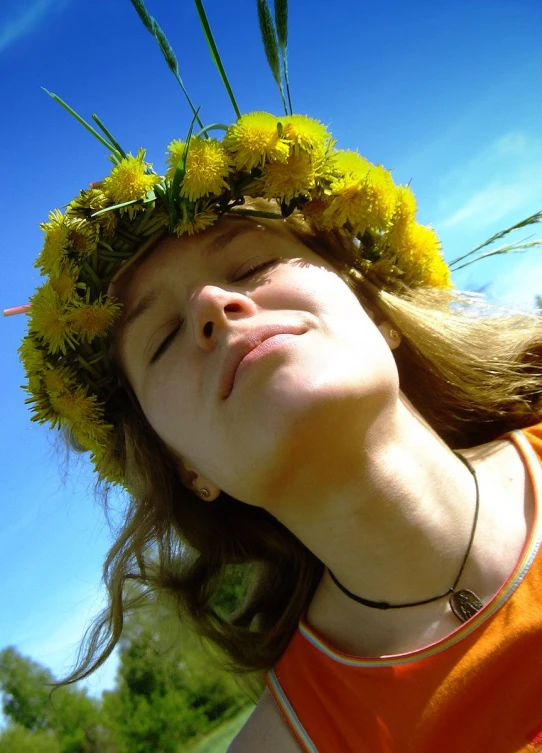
177 459 222 501
377 321 402 350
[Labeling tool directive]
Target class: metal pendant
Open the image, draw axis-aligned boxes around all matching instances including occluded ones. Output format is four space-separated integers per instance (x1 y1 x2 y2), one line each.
449 589 483 622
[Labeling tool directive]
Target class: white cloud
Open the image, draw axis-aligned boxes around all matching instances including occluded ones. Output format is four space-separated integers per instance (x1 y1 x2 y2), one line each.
0 0 71 55
440 181 530 229
436 131 542 233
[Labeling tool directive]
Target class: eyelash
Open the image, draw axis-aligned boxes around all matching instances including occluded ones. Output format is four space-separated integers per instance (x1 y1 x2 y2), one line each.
234 258 277 281
150 259 278 364
150 323 182 364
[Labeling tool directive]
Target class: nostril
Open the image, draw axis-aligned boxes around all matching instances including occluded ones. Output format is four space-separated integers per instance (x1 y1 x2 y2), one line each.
225 303 242 312
203 321 213 337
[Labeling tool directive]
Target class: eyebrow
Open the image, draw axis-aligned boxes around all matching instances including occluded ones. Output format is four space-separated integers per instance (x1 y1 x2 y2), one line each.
115 220 262 359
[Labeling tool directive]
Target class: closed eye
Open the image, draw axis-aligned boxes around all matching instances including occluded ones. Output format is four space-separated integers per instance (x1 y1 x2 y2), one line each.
149 260 278 363
150 323 182 364
234 259 278 282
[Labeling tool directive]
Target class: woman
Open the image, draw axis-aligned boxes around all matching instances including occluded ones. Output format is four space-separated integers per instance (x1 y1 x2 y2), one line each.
13 200 542 752
8 4 542 752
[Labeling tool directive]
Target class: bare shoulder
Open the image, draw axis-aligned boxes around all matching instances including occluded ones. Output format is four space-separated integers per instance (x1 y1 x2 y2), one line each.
227 686 302 753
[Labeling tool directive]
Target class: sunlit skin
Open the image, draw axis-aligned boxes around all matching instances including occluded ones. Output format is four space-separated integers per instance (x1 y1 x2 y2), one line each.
112 217 533 657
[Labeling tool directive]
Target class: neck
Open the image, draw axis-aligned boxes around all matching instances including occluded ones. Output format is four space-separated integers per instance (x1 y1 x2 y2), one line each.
262 395 531 656
267 396 479 608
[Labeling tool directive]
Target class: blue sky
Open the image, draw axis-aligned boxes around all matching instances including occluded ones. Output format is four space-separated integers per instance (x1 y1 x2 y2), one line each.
1 0 541 701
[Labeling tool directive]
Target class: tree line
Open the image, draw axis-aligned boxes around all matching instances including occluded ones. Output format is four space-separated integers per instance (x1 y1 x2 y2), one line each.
0 576 258 753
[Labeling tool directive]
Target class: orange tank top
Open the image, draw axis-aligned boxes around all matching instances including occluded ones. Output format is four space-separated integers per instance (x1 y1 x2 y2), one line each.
265 424 542 753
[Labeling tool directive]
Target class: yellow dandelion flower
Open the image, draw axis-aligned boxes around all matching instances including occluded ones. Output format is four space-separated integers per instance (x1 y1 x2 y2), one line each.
35 209 71 277
324 164 398 236
50 387 104 435
43 365 76 396
177 138 231 202
29 284 74 354
68 298 121 342
18 337 48 393
282 115 330 154
68 217 99 257
165 139 186 178
261 151 317 204
174 208 218 237
68 188 108 218
102 148 161 206
401 223 451 288
332 150 372 179
71 415 112 451
50 265 81 303
96 452 125 487
68 189 117 236
364 255 401 289
224 112 289 171
19 336 47 374
26 389 57 427
387 185 417 246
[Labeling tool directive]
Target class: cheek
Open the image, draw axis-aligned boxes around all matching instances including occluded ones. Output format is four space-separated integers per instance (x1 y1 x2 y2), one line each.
271 260 353 313
139 364 195 451
292 263 368 326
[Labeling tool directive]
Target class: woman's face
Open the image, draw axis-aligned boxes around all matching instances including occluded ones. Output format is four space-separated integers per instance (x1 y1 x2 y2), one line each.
113 218 400 506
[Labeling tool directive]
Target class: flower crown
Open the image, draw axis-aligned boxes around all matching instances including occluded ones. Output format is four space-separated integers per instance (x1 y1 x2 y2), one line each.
8 0 452 486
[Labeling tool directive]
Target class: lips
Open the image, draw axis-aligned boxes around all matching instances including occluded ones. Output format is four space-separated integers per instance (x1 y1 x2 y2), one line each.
219 323 305 400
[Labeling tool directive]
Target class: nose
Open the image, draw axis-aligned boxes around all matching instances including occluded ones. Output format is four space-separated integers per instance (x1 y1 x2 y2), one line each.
189 285 257 348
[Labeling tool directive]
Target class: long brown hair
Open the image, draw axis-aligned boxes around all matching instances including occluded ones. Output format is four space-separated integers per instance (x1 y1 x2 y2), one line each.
61 215 542 700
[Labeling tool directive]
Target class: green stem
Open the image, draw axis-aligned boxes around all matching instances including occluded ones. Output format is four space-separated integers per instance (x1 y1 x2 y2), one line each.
43 89 122 158
172 71 205 131
449 210 542 268
228 208 283 220
194 123 230 138
76 353 104 382
283 56 293 114
91 114 127 158
109 229 168 284
194 0 241 119
450 240 542 272
91 196 156 217
81 262 103 290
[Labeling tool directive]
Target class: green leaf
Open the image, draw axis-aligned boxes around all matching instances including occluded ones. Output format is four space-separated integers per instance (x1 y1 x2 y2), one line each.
274 0 292 113
91 114 127 159
194 122 229 139
449 210 542 269
229 208 283 220
451 238 542 272
172 109 200 199
128 0 204 130
167 108 202 229
129 0 155 33
194 0 241 119
257 0 287 115
42 89 121 158
153 22 180 77
274 0 288 52
91 196 156 217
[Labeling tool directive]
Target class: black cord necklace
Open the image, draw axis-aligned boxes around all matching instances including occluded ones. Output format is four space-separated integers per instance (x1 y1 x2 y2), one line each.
327 452 484 623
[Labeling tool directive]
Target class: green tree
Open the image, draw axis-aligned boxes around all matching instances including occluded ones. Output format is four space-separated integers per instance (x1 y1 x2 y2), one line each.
102 585 250 752
0 648 114 753
0 647 53 732
0 725 62 753
0 568 256 753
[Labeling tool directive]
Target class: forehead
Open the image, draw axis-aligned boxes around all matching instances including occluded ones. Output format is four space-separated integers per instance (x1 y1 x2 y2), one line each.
111 216 274 306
